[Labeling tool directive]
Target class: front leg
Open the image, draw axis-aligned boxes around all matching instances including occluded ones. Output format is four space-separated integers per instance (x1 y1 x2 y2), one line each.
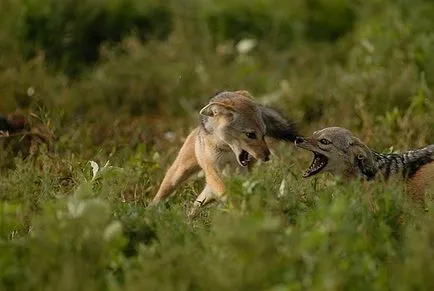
188 184 217 218
202 161 226 197
188 161 226 218
149 129 200 206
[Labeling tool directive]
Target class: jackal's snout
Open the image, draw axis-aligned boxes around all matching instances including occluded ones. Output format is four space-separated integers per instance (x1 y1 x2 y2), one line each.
250 143 270 162
294 136 306 145
263 148 271 162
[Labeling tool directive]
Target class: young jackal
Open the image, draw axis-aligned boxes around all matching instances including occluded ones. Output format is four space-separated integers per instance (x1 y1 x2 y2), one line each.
150 90 297 217
295 127 434 203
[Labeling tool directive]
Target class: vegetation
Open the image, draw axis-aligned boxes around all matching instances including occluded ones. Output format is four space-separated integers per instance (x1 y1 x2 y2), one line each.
1 0 434 290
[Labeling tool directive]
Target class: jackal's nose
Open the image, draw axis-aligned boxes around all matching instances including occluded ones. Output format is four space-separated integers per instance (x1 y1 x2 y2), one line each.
295 136 305 145
263 149 271 162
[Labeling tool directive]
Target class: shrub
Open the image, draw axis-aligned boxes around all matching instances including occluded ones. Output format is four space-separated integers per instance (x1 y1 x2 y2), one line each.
22 0 173 75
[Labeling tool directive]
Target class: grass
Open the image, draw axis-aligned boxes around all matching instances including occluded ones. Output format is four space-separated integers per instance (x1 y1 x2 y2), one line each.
1 0 434 290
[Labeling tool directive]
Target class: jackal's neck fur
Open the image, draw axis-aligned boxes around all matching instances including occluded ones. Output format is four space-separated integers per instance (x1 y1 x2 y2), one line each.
373 145 434 180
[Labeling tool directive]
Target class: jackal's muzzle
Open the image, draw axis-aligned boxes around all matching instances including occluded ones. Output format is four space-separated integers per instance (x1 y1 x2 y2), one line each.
295 136 329 177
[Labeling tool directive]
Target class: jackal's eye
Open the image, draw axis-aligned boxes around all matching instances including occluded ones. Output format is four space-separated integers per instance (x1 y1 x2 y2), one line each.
319 138 331 145
246 132 257 139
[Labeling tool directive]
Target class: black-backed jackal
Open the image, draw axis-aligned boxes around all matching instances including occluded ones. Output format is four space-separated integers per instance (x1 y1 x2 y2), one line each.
295 127 434 204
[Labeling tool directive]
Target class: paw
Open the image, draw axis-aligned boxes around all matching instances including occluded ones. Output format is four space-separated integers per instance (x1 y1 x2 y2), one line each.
148 198 161 208
187 200 203 218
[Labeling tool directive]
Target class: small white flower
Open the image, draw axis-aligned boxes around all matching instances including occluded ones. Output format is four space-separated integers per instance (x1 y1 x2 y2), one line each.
27 87 35 96
236 39 257 55
164 132 176 142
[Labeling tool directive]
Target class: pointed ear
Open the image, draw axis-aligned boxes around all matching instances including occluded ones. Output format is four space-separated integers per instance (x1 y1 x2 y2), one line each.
349 137 370 158
350 138 377 180
199 102 234 117
234 90 253 99
351 144 370 161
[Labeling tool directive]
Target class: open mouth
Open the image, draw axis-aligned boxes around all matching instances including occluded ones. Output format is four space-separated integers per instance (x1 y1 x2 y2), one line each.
303 152 328 178
238 150 251 167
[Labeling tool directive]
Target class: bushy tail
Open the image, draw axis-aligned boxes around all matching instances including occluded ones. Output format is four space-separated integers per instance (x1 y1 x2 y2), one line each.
259 105 298 142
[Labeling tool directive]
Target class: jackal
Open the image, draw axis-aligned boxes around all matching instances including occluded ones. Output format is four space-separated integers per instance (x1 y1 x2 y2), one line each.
295 127 434 203
149 90 297 217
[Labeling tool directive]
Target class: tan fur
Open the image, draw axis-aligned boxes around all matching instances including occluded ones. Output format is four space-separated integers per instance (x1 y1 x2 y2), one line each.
150 91 274 217
406 161 434 204
151 129 201 204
